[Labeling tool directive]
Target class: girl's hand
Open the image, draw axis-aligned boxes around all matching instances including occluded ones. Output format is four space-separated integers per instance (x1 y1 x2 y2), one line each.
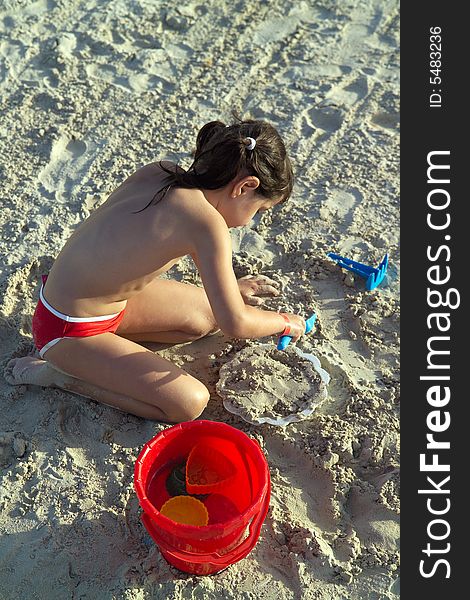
237 275 281 306
279 313 306 342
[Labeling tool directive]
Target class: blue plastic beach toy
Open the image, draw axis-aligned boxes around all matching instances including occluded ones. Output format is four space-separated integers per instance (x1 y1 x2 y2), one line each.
277 313 317 351
327 253 389 291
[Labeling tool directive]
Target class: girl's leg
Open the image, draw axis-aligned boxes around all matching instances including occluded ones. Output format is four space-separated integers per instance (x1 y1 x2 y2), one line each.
5 278 222 421
115 279 220 343
5 333 210 423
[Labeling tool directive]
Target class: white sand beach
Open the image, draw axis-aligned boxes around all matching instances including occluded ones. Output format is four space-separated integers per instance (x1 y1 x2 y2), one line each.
0 0 399 598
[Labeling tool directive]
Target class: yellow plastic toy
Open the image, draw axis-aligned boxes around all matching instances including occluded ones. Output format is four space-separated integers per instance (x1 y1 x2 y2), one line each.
160 495 209 527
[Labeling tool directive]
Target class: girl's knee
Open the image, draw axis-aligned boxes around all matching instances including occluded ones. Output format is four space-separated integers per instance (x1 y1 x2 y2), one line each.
188 386 210 420
163 383 210 423
185 314 219 340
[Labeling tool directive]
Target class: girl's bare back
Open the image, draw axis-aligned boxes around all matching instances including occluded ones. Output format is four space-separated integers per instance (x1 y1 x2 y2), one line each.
44 161 201 317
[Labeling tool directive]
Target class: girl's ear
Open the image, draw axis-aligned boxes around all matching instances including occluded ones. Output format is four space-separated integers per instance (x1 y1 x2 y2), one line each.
230 175 260 198
240 176 260 193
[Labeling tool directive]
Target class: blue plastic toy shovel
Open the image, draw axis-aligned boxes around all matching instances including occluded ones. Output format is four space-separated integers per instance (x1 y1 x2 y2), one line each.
277 313 317 351
327 253 388 291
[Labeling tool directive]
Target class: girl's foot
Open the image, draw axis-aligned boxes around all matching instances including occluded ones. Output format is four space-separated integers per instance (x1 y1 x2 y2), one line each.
4 356 57 387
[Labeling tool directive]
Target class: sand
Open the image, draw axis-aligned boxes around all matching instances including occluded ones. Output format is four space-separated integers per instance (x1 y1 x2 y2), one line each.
217 344 327 424
0 0 399 598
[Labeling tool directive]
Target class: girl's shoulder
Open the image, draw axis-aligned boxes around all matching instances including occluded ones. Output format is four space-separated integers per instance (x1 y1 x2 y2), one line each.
167 188 227 245
171 186 219 222
127 161 226 231
127 159 176 182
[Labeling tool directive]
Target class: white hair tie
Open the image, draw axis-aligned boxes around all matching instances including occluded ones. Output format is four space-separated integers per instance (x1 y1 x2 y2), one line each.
245 137 256 150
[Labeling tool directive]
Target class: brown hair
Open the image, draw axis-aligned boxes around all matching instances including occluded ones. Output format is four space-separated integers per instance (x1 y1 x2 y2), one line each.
133 112 294 213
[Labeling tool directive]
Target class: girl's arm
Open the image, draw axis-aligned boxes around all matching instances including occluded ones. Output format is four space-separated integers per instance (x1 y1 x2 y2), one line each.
191 212 304 340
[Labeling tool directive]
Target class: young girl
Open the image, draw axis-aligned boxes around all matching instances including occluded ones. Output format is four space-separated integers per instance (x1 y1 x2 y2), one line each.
5 117 306 423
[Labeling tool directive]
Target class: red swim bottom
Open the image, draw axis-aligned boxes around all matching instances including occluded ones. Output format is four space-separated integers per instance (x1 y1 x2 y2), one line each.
32 275 126 358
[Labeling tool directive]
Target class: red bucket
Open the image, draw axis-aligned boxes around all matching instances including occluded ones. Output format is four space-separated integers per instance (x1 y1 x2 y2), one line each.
134 420 271 575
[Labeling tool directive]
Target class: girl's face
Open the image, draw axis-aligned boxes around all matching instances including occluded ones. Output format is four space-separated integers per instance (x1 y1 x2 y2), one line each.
219 175 282 227
224 194 279 227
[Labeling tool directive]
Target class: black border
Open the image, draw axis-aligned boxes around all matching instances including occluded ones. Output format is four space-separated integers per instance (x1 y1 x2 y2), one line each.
402 3 464 595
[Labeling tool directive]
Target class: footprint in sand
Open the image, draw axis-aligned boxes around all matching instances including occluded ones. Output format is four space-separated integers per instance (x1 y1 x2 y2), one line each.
302 76 368 138
0 17 63 90
325 75 369 108
65 139 87 159
85 62 174 94
37 133 92 202
370 112 400 131
319 187 362 229
251 5 320 47
306 104 344 133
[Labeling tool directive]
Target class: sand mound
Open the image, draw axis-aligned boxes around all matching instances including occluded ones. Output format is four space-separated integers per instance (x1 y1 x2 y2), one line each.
217 344 329 425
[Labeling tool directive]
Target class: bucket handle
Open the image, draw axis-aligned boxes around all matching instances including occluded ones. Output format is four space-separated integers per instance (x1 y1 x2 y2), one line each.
142 490 270 567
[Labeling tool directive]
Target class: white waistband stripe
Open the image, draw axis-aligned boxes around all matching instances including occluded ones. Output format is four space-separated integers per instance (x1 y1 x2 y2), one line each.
39 285 122 322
